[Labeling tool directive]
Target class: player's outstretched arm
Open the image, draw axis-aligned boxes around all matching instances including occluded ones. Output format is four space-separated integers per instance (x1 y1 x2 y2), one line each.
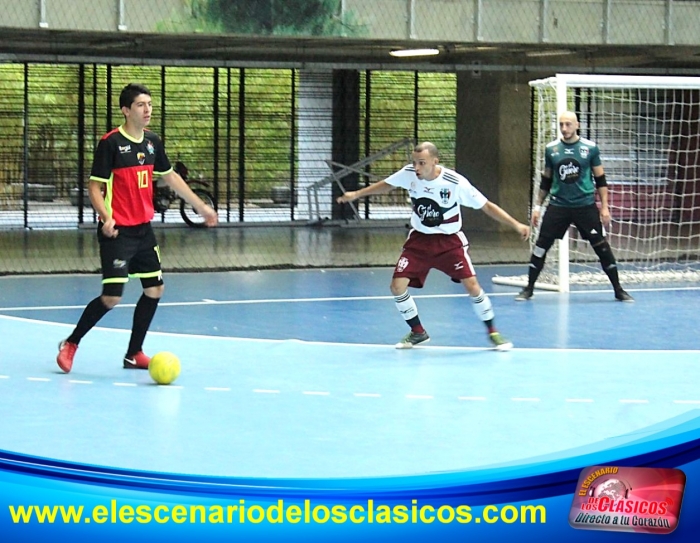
162 170 218 227
480 201 530 240
336 180 394 203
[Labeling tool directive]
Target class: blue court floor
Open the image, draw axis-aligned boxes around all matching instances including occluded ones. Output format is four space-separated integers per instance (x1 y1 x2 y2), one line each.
0 266 698 478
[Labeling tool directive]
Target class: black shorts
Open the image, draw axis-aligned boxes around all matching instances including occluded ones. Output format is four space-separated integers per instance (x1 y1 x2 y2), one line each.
539 204 604 241
98 222 162 286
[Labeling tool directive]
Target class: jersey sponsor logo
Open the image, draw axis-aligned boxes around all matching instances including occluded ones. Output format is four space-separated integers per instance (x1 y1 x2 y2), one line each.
440 188 451 205
423 186 434 194
396 256 409 272
579 146 589 158
137 152 146 165
413 197 444 227
453 262 464 270
558 159 581 184
112 259 126 269
118 144 131 154
564 148 574 155
146 141 155 155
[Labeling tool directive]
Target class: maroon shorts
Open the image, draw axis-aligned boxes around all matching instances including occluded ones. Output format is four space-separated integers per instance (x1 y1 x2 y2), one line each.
392 230 476 288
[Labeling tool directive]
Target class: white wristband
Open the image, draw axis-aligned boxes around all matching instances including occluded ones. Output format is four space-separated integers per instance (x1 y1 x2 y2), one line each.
533 205 541 212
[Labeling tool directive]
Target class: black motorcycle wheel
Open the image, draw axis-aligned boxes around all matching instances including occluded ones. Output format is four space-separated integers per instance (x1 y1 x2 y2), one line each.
180 188 216 227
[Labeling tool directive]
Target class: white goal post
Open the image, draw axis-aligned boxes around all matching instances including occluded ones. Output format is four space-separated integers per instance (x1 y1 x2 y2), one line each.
493 73 700 292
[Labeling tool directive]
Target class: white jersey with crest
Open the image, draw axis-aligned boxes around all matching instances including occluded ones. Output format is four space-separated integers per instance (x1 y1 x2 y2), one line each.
384 165 488 235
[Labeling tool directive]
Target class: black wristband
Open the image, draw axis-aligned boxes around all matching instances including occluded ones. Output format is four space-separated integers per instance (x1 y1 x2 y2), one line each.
594 174 607 188
540 175 552 193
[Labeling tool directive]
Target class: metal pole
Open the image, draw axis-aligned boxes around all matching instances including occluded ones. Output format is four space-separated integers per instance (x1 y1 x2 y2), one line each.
364 70 371 219
23 63 29 229
39 0 48 28
118 0 127 31
289 70 296 220
665 0 674 45
474 0 483 42
78 64 85 224
602 0 611 44
238 69 246 222
539 0 550 43
213 67 220 210
226 68 232 223
408 0 416 39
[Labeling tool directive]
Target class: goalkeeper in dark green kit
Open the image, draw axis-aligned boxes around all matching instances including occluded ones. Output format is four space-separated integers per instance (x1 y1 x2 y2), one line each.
516 110 633 303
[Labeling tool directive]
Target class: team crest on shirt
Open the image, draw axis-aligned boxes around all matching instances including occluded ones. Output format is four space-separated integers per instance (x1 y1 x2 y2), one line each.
137 152 146 165
440 188 451 205
579 147 589 158
146 141 155 155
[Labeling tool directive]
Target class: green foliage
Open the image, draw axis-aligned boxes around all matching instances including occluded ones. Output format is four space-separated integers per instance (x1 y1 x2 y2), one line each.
0 62 456 204
204 0 351 36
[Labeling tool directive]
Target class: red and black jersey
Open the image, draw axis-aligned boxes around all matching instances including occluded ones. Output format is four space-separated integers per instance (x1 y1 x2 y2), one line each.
90 126 172 226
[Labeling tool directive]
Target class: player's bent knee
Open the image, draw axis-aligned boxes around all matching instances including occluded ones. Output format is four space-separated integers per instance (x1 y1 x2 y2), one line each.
534 236 555 255
144 283 164 299
461 276 481 295
589 234 606 246
102 282 124 298
390 278 409 296
100 294 122 309
141 275 164 289
592 240 617 267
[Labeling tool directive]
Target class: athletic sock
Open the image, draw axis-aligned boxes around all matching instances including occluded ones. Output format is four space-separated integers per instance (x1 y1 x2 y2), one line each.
126 294 160 357
67 296 111 344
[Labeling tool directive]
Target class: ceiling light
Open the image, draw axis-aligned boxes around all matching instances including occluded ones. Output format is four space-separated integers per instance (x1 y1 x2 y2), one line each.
389 48 440 58
525 49 573 58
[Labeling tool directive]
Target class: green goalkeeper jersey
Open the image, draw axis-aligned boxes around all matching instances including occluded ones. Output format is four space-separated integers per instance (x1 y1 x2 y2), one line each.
544 137 602 207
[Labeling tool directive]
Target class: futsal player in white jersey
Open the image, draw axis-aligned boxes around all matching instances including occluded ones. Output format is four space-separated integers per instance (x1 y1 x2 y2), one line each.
337 142 530 350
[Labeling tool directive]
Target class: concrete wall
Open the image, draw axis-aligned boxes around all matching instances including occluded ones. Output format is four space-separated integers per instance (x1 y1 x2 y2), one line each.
0 0 189 32
455 70 544 232
345 0 700 45
3 1 700 45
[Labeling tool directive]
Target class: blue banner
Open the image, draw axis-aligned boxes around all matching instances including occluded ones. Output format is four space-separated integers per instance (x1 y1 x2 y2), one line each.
3 411 700 542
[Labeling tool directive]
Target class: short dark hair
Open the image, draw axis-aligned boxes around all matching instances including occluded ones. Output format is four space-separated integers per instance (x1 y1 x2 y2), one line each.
414 142 439 158
119 83 151 109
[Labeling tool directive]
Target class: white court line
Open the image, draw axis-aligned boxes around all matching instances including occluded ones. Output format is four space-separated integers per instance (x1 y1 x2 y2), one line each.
458 396 487 401
566 398 594 403
4 285 699 312
406 394 433 400
205 387 231 392
0 375 9 379
620 399 649 404
27 377 50 382
113 383 137 387
303 391 330 396
158 385 184 389
354 393 381 398
512 397 540 402
673 400 700 404
69 380 93 385
2 313 698 354
253 389 280 394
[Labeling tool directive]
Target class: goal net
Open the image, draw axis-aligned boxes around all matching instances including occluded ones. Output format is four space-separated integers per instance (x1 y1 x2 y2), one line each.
494 73 700 291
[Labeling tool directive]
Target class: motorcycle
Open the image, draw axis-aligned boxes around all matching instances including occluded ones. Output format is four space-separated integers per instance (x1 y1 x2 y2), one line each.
153 161 216 227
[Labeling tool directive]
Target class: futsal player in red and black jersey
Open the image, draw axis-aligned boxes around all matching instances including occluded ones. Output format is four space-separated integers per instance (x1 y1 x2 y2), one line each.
57 83 217 373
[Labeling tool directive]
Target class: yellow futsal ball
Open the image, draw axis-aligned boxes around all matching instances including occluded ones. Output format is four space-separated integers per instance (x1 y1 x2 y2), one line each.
148 351 181 385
